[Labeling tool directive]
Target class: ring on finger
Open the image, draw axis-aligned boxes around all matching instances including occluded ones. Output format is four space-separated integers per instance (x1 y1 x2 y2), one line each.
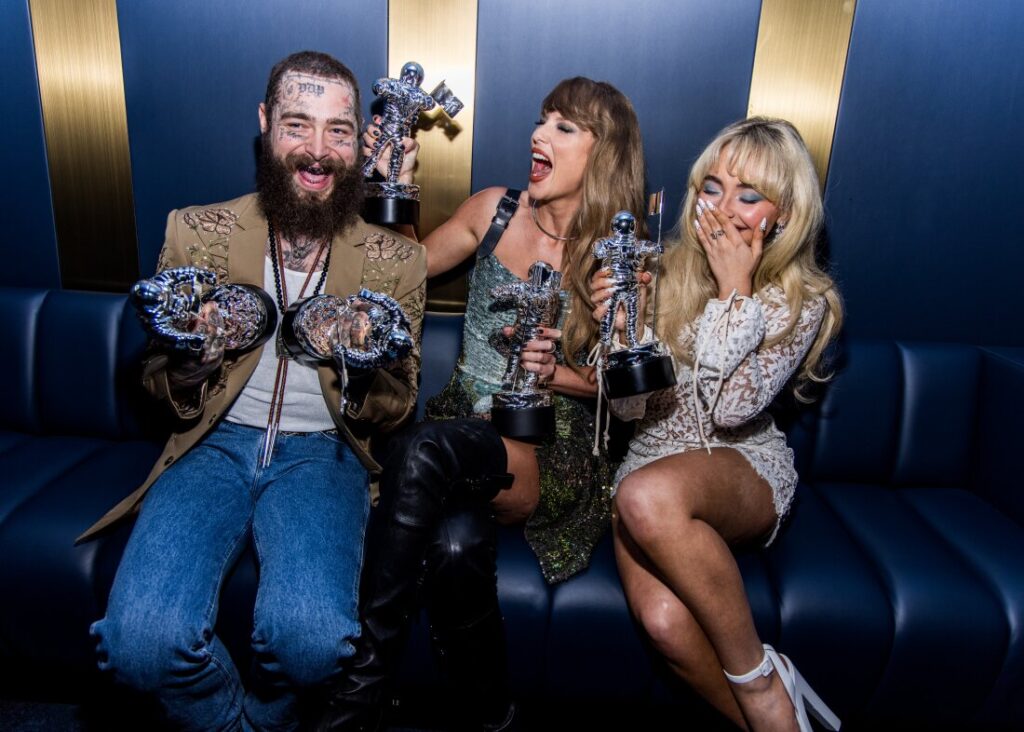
710 229 726 240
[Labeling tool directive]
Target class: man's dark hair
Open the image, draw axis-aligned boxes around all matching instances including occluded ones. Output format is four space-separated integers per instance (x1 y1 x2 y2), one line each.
264 51 363 131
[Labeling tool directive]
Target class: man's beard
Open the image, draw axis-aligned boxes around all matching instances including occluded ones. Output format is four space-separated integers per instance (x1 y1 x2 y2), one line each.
256 139 365 243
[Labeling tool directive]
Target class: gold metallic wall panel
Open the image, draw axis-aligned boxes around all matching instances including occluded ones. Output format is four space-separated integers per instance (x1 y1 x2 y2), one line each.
30 0 138 291
389 0 477 311
748 0 856 186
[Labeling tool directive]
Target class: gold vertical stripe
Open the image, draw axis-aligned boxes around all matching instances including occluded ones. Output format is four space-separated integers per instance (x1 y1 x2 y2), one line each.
30 0 137 291
747 0 856 186
388 0 477 311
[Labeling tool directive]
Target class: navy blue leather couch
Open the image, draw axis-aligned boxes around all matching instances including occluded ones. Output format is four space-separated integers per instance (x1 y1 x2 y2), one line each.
1 285 1022 730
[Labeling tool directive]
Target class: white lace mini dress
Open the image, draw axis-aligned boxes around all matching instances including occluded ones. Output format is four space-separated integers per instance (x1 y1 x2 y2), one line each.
612 285 826 545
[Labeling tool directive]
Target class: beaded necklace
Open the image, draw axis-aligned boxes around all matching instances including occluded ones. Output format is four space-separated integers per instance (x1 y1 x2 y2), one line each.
260 221 330 467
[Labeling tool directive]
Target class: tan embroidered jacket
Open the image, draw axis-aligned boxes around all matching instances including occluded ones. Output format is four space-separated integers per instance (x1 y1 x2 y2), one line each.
77 193 425 542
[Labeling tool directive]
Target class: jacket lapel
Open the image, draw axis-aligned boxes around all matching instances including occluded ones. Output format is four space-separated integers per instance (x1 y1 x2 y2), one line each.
228 197 269 288
217 196 269 401
325 218 369 298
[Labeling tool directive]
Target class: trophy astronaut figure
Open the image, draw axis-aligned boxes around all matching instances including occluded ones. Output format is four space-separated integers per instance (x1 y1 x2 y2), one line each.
592 211 676 398
594 211 663 350
489 260 564 441
362 62 435 184
361 61 464 225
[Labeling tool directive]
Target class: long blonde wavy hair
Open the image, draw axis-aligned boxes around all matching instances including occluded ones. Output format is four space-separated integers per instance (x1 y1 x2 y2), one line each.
656 117 843 399
538 78 648 371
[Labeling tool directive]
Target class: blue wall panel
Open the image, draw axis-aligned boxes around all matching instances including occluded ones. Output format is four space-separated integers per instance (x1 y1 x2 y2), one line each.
473 0 762 232
825 0 1024 346
13 0 1021 349
116 0 388 276
0 0 60 289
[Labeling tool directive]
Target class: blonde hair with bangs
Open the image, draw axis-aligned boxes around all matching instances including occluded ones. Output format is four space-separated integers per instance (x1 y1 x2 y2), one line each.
538 78 647 371
656 117 843 399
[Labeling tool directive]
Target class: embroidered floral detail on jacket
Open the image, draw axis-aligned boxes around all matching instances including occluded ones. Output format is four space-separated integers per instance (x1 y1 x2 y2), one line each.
182 207 240 280
361 234 415 300
364 232 414 261
185 208 239 235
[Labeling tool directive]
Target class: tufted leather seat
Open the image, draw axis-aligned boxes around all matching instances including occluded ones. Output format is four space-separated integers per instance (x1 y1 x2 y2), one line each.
0 286 1021 729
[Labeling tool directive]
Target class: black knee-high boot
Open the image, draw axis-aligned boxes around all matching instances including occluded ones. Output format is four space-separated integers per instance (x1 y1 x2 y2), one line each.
316 418 511 732
426 505 515 731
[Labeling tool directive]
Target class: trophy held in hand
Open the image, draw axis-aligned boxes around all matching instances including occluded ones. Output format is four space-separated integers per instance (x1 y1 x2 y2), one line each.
278 289 413 411
489 261 563 443
361 61 464 226
130 266 277 354
594 210 676 398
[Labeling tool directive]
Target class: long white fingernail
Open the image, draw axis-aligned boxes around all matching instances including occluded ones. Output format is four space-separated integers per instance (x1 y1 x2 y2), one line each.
706 200 716 210
694 219 701 230
696 199 705 214
759 217 767 232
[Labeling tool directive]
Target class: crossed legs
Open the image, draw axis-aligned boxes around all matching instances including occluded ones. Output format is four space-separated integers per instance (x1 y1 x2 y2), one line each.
613 447 799 732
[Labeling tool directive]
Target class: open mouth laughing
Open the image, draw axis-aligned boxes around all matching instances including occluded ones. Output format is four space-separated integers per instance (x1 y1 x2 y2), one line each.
530 149 552 182
296 162 334 192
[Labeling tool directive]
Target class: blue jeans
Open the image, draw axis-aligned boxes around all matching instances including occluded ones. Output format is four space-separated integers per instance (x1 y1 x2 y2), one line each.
92 420 370 732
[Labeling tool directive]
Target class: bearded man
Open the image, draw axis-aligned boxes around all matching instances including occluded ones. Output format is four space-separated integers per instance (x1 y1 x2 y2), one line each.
81 51 425 731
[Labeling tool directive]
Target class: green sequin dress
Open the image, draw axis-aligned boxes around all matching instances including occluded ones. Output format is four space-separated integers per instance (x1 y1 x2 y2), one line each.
425 254 615 584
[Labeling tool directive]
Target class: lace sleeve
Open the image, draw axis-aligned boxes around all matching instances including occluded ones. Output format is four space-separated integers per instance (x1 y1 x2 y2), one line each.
693 290 825 429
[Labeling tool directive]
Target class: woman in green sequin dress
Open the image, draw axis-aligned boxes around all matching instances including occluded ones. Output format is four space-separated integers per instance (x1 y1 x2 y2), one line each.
318 78 648 731
417 79 648 583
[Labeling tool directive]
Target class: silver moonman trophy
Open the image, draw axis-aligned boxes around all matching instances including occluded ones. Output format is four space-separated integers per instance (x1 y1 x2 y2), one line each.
593 209 677 398
489 261 564 442
279 288 413 385
361 61 464 226
130 266 277 354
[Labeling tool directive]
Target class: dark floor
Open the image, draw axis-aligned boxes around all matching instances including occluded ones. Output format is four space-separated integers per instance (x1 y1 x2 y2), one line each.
0 698 732 731
4 699 1018 731
0 700 427 732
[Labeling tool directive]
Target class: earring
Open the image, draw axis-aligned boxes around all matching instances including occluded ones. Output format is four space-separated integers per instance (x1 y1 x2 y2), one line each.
772 222 787 238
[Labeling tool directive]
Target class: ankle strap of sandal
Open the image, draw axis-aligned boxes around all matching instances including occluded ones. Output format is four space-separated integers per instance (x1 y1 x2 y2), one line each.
724 645 775 684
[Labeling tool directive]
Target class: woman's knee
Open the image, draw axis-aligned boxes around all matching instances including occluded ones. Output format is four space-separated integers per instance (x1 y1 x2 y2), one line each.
615 473 690 545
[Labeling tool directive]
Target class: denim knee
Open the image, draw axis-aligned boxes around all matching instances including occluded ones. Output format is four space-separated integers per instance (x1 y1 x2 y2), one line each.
251 608 358 688
92 612 215 693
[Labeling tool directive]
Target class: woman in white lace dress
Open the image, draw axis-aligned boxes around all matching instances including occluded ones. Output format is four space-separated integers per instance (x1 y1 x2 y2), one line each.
590 118 843 732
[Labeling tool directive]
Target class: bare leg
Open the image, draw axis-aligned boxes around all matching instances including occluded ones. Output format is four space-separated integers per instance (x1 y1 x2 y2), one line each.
614 515 748 729
490 437 540 524
614 448 797 732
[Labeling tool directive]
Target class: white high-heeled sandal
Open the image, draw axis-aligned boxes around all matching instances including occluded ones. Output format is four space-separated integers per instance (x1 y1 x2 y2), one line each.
724 643 841 732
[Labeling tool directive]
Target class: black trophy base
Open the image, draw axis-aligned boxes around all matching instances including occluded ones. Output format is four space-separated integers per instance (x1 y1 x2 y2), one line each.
603 349 677 399
362 196 419 227
490 404 555 444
